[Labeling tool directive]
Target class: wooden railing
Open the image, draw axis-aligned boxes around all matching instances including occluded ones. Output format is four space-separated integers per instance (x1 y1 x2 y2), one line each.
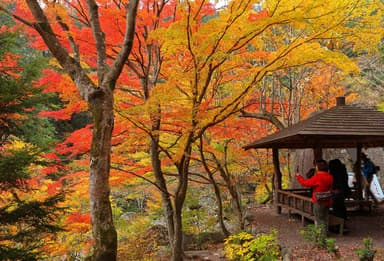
276 188 372 234
276 189 314 225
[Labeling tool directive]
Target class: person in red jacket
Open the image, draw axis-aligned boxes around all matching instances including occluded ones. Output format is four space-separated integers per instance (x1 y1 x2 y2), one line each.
296 159 333 235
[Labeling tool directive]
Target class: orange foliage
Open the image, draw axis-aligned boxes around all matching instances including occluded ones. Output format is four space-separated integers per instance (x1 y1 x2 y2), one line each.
0 53 21 78
37 69 87 120
65 212 91 233
56 125 92 158
58 170 89 185
249 9 269 21
41 165 62 175
44 152 61 161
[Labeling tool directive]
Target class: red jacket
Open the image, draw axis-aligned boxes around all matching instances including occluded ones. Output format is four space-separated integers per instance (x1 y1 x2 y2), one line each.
296 171 334 206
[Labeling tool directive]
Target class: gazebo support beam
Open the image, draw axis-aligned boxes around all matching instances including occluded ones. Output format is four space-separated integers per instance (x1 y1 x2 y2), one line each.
313 147 323 161
272 147 282 214
355 145 363 200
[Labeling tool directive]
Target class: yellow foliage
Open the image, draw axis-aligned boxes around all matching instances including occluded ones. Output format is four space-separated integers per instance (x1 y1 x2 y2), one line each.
146 0 383 158
5 138 32 150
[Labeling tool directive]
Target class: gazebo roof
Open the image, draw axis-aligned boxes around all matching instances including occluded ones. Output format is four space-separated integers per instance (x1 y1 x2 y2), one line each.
244 98 384 149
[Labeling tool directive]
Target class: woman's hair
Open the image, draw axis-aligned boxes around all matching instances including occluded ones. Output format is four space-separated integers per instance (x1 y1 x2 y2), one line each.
329 158 346 176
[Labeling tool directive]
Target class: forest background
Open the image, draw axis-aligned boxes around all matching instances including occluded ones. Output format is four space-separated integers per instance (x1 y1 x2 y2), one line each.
0 0 383 260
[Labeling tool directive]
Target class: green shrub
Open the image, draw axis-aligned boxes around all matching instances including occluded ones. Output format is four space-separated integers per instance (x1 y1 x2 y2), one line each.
300 224 328 249
325 238 337 254
224 230 281 261
355 237 376 261
300 224 339 256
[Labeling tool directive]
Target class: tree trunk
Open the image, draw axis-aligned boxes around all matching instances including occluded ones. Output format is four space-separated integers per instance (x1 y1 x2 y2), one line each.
229 185 244 230
218 167 244 230
151 138 175 247
88 88 117 261
148 103 176 248
171 149 191 261
171 203 184 261
199 137 230 237
211 178 230 237
20 2 139 260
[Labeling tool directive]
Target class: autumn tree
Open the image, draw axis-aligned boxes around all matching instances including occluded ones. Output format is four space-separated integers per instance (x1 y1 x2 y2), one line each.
117 1 383 260
202 112 277 226
112 0 181 257
344 41 384 107
0 28 65 260
239 0 384 183
0 0 139 259
240 63 350 184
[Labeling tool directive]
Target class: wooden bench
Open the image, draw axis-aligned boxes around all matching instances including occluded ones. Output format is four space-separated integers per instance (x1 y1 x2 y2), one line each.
277 189 345 235
345 199 373 212
328 215 345 235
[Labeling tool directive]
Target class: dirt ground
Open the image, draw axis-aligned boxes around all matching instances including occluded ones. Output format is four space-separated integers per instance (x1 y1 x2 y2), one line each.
184 203 384 260
247 204 384 260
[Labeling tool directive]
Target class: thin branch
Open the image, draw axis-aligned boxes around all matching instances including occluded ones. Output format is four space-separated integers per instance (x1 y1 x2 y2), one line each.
0 5 33 27
111 166 174 197
56 15 80 61
86 0 108 83
108 0 139 89
239 109 286 130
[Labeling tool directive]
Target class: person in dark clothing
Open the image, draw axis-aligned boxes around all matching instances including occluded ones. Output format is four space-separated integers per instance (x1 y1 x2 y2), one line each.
329 159 350 219
361 153 376 201
329 159 350 233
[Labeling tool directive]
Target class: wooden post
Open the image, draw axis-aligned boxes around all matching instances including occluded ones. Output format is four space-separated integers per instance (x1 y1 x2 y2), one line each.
313 147 323 161
355 145 363 200
272 147 282 214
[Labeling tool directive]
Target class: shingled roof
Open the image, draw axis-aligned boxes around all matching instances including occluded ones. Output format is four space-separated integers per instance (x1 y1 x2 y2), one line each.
244 98 384 149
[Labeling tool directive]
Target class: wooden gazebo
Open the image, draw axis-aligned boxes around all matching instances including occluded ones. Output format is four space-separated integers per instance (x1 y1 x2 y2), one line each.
244 97 384 223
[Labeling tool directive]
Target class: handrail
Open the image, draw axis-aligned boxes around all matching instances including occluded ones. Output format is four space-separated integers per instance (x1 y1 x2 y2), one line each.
277 189 312 202
282 188 311 192
277 189 372 217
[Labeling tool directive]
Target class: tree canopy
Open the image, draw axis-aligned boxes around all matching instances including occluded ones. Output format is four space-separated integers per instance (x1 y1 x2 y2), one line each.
0 0 383 260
